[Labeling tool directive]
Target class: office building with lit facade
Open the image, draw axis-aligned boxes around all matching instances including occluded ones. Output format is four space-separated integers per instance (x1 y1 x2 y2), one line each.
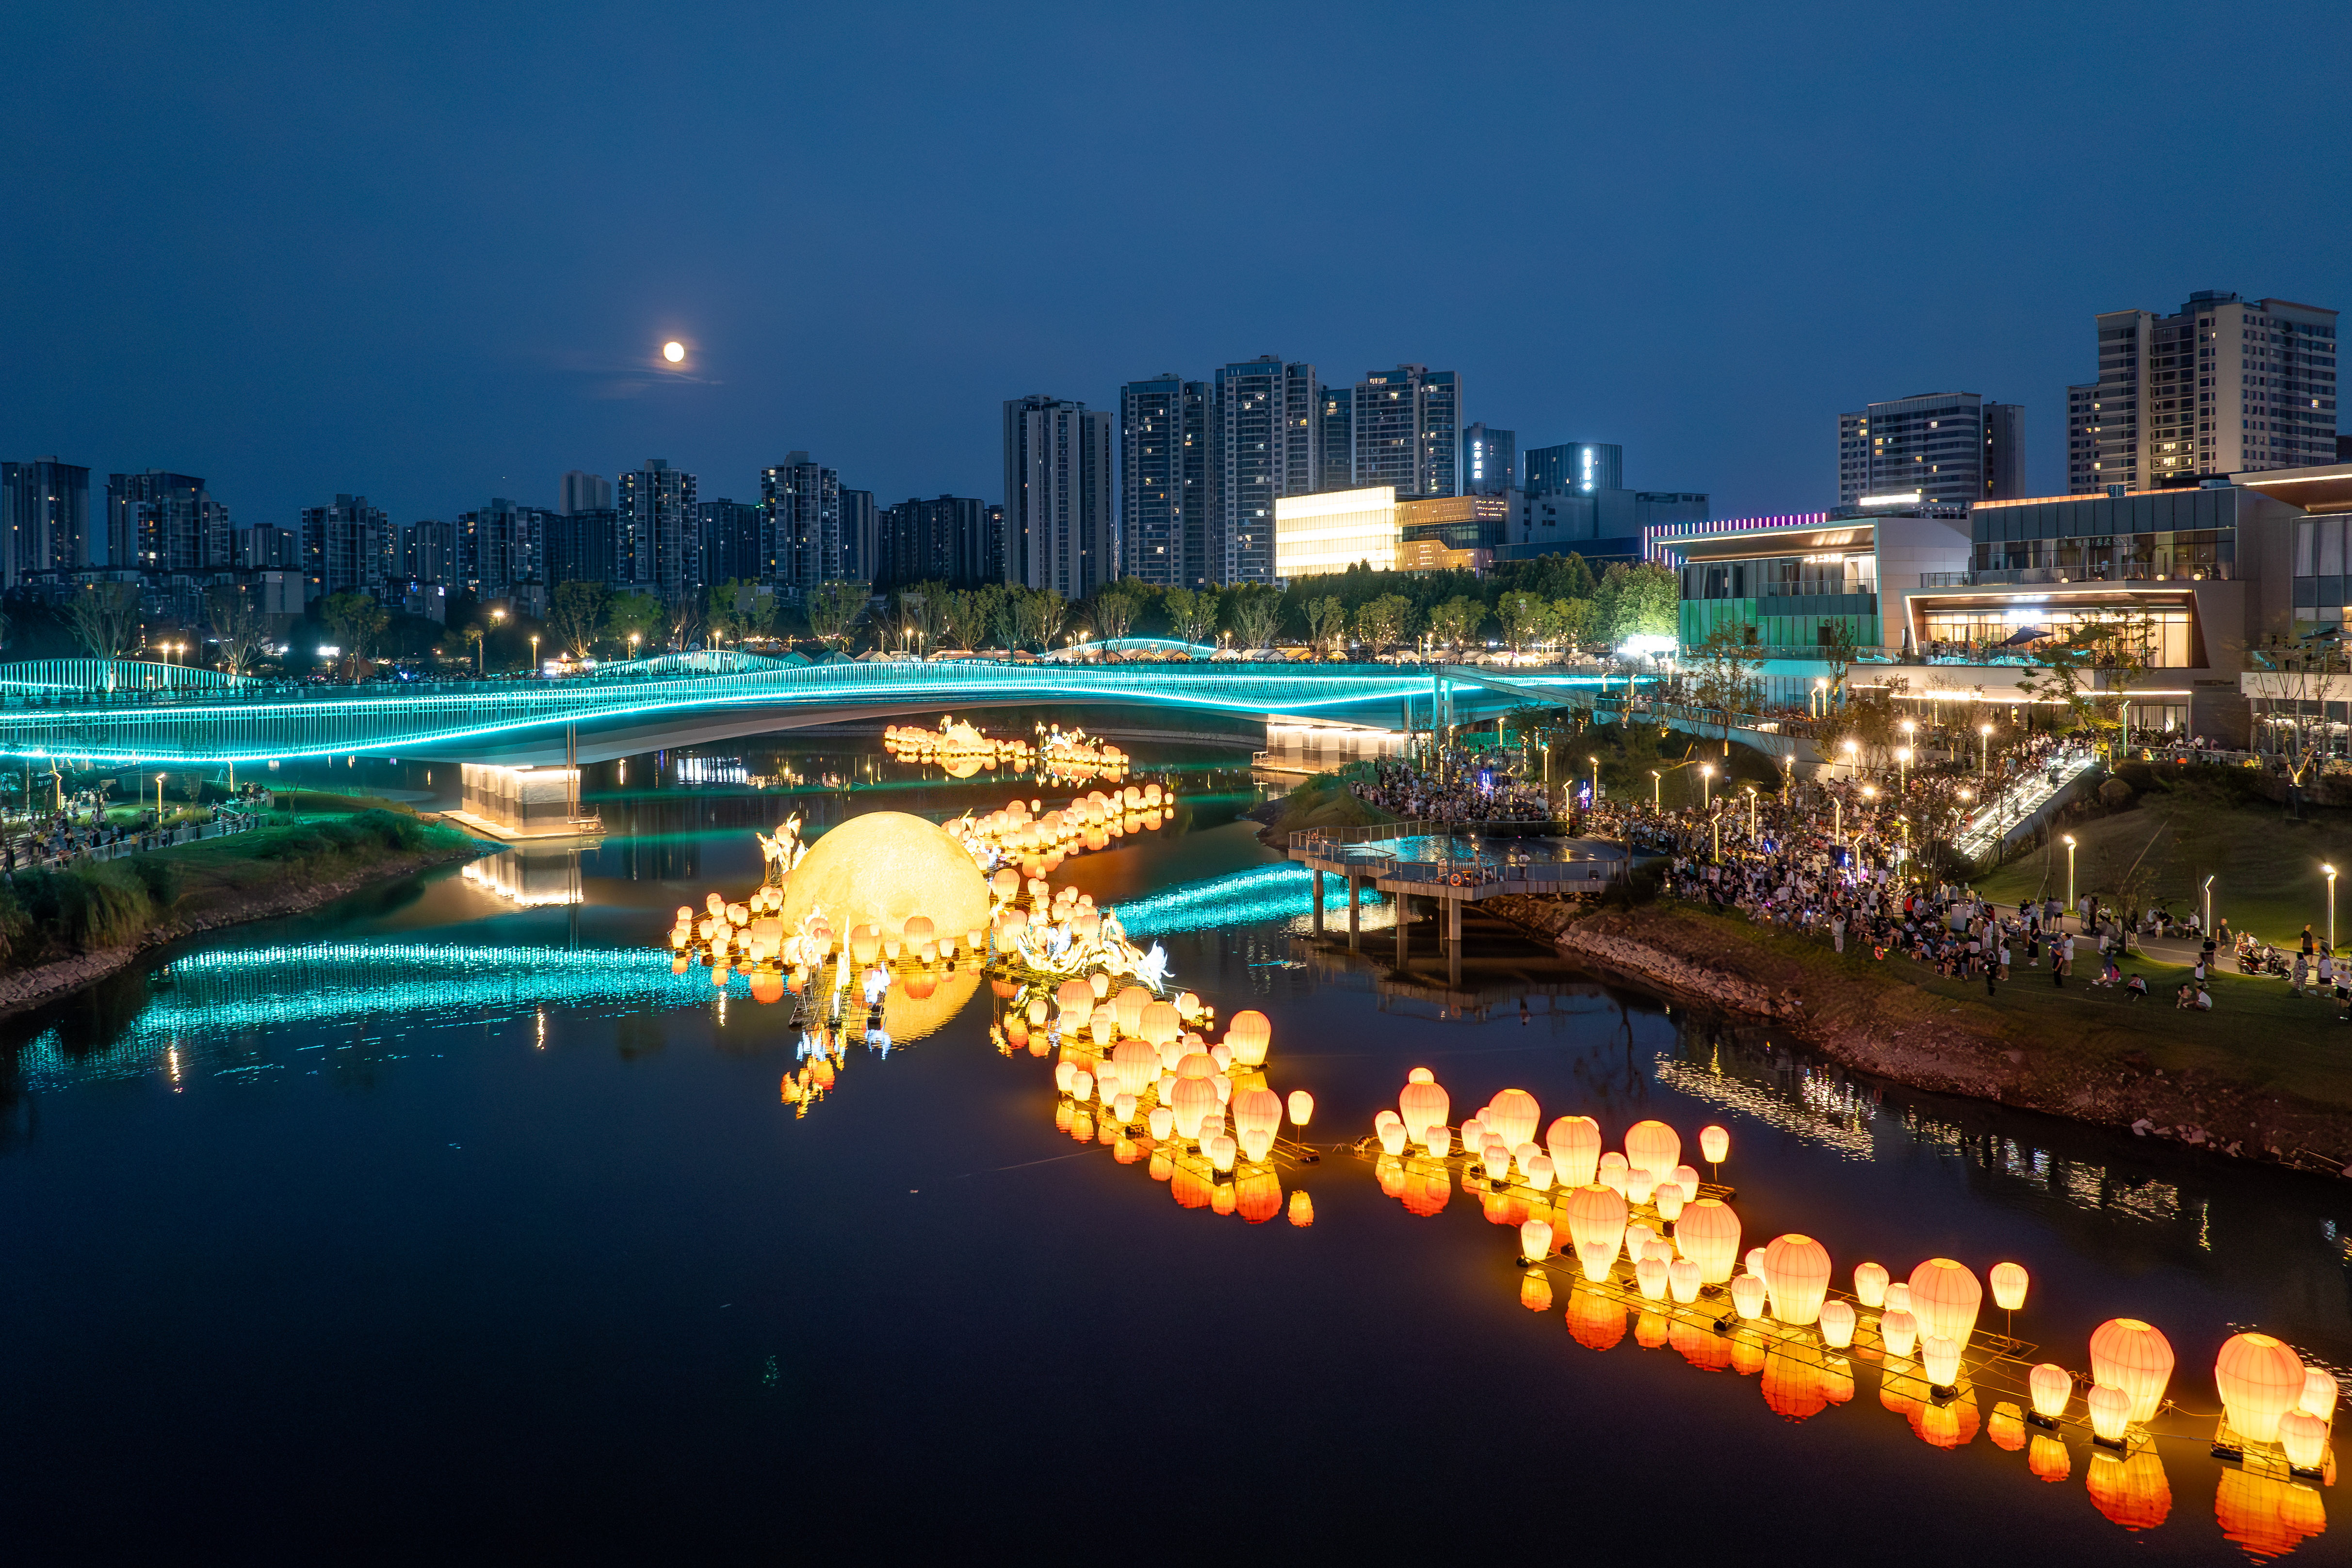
1836 392 2024 507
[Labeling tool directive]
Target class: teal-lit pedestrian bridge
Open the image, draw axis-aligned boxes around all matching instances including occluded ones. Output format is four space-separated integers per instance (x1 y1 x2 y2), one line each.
0 652 1632 767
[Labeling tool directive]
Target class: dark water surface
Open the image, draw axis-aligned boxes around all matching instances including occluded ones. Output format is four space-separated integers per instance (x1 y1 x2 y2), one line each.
2 723 2350 1562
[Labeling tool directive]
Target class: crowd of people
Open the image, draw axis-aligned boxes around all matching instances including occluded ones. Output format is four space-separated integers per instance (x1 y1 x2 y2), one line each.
1347 751 1554 824
3 783 265 875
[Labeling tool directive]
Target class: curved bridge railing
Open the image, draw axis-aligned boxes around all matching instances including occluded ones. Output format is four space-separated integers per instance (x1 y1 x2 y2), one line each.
0 658 1505 765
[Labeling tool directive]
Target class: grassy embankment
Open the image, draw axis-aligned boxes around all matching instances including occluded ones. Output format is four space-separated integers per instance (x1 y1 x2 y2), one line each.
0 791 479 973
1254 773 1397 843
1974 762 2352 949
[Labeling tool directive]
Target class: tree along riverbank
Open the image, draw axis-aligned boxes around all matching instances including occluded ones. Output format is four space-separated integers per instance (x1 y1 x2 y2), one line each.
0 800 485 1017
1486 894 2352 1179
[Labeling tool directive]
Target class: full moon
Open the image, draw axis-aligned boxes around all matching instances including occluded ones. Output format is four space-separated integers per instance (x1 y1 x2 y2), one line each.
662 340 685 363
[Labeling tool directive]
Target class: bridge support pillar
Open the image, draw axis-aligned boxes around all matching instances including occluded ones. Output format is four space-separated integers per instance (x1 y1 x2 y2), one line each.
1446 896 1462 988
1395 893 1409 968
1346 873 1360 949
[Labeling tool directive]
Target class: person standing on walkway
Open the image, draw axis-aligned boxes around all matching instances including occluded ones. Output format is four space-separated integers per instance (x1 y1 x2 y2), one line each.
2051 945 2065 986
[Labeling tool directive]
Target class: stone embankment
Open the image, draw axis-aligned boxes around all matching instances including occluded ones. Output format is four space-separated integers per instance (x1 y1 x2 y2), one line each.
0 843 481 1018
1486 894 2352 1178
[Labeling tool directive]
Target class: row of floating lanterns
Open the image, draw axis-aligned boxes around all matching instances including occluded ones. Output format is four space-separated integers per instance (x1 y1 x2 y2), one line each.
880 718 1133 785
1364 1076 2338 1540
950 785 1170 881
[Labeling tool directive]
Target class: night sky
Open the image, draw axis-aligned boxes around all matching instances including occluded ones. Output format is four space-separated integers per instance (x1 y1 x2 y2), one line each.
6 1 2349 540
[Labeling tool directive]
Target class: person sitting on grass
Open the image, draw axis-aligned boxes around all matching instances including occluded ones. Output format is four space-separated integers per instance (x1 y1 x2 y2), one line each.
2175 983 2195 1008
2194 985 2213 1011
2125 973 2149 1000
2098 955 2121 987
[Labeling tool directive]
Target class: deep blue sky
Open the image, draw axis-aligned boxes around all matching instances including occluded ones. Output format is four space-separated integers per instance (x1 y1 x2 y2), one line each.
6 0 2349 538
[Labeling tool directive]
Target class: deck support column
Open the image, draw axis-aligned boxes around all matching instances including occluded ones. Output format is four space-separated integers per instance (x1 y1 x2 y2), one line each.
1311 868 1324 935
1447 895 1463 988
1346 873 1361 949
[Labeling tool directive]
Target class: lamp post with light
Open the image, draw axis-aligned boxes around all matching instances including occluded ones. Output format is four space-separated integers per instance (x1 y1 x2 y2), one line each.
1841 738 1859 779
2203 873 2215 938
1979 722 1993 776
1651 769 1662 809
1700 763 1713 808
2328 863 2339 954
1745 784 1758 838
2063 834 2078 923
1897 746 1911 792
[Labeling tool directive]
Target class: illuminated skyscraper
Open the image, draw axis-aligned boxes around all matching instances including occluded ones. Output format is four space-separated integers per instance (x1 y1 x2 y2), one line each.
1461 423 1514 497
760 452 841 596
1213 356 1319 584
618 459 698 600
1 457 91 587
1118 373 1213 587
109 469 230 571
1837 393 2023 506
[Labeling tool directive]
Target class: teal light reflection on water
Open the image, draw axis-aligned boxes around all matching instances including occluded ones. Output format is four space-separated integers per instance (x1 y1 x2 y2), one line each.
1110 863 1379 937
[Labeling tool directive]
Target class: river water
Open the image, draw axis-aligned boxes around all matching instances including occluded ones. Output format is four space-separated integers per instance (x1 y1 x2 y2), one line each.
1 714 2348 1562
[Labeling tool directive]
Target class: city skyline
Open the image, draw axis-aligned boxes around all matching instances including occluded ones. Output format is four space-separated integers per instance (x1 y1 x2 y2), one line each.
5 3 2346 533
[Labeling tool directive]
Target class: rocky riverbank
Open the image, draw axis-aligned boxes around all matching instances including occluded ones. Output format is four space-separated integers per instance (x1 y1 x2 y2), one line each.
0 840 483 1018
1486 894 2352 1179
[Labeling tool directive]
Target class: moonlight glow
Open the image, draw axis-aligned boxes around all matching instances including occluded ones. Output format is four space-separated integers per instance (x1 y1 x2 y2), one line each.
662 340 685 363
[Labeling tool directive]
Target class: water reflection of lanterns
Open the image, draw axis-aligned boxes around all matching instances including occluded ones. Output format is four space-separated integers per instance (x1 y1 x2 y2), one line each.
1567 1286 1627 1351
2216 1468 2328 1559
2086 1447 2171 1532
2028 1434 2071 1483
1988 1402 2025 1452
1287 1190 1313 1228
2217 1333 2308 1446
2088 1318 2173 1428
1520 1271 1554 1312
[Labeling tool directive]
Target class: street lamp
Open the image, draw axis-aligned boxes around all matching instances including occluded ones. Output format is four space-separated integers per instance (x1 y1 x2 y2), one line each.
1745 784 1758 837
1979 722 1993 775
1812 678 1828 719
1897 746 1912 792
2063 833 2078 921
1841 738 1859 778
530 634 540 673
1833 795 1842 843
1589 755 1600 806
2328 864 2339 953
2203 873 2215 936
1650 769 1662 809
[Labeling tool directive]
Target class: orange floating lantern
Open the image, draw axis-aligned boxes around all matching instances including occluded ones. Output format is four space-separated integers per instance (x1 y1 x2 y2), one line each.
1922 1335 1962 1390
1989 1261 2028 1313
1286 1089 1314 1137
1880 1308 1918 1359
1400 1078 1450 1145
1907 1259 1983 1348
1635 1254 1668 1301
1668 1257 1701 1305
1819 1299 1856 1349
1673 1197 1741 1285
1224 1010 1272 1067
2300 1367 2339 1421
1698 1124 1729 1165
1112 985 1152 1036
1563 1183 1628 1283
1730 1274 1767 1320
1651 1180 1686 1222
1762 1234 1833 1326
1624 1119 1681 1181
1853 1261 1888 1309
1486 1088 1541 1150
1546 1115 1602 1187
2088 1318 2174 1426
2029 1362 2072 1423
1520 1218 1554 1262
2216 1332 2307 1445
750 970 785 1004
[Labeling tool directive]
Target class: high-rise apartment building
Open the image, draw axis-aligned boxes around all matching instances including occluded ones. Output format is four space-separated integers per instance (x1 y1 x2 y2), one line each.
1462 423 1515 497
558 470 613 516
1318 387 1354 492
879 495 994 588
459 497 547 601
697 500 764 586
2067 290 2338 493
1524 442 1622 496
234 524 301 570
1002 395 1113 597
618 459 698 600
1118 374 1214 586
1353 365 1460 500
761 453 841 596
300 493 393 600
1836 392 2025 506
841 488 876 582
1213 356 1320 584
543 509 619 589
401 518 459 582
108 469 231 571
1 457 92 587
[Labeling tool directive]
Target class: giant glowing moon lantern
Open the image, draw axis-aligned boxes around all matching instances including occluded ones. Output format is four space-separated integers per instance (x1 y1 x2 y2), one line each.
1672 1197 1741 1285
2215 1332 2307 1445
1907 1259 1983 1347
1761 1234 1832 1326
1546 1116 1601 1186
777 810 991 945
1624 1119 1681 1180
2088 1318 2174 1426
